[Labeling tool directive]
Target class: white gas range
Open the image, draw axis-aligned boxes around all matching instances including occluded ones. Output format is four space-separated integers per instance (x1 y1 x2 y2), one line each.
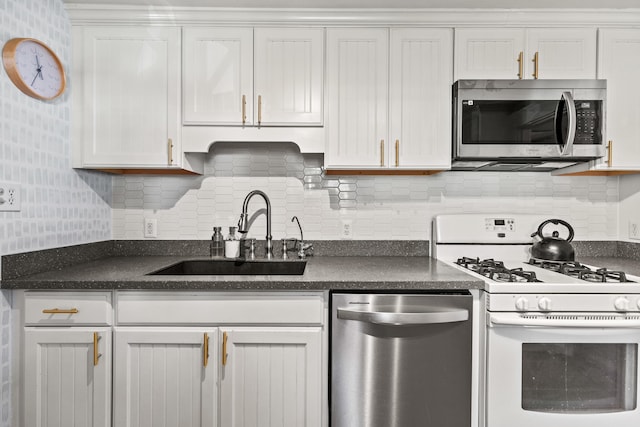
433 214 640 427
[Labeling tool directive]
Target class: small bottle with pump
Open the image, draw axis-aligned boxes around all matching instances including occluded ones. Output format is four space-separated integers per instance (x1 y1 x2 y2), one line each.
225 226 240 258
210 226 224 257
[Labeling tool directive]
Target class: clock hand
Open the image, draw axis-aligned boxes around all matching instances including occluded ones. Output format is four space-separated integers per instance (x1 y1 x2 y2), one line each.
31 71 39 87
33 54 45 80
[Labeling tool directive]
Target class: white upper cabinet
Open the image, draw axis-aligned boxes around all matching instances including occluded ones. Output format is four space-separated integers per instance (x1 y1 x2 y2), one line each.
183 27 324 126
597 29 640 169
326 27 452 171
326 28 389 169
389 28 453 169
454 28 597 80
78 26 184 169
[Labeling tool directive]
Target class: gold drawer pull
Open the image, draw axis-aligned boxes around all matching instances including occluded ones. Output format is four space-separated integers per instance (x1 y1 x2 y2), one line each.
395 139 400 167
258 95 262 126
607 140 613 166
93 332 102 366
380 139 385 167
42 308 79 314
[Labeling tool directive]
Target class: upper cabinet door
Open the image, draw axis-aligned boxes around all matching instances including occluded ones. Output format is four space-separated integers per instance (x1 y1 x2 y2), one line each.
82 26 181 167
183 27 253 125
389 28 453 169
598 29 640 169
454 28 596 80
454 28 525 80
326 28 389 168
526 28 597 79
254 28 324 126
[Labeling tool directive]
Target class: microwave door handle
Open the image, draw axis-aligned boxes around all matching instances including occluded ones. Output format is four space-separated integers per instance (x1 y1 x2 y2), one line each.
556 91 577 156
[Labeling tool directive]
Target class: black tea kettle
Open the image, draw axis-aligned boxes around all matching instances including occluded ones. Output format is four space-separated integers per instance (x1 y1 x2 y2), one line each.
530 219 575 262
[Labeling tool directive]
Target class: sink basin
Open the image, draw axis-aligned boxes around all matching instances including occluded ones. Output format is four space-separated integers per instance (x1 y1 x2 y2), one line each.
148 259 307 276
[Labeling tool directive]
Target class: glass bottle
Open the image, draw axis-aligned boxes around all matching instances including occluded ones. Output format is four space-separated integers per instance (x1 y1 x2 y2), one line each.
210 226 224 257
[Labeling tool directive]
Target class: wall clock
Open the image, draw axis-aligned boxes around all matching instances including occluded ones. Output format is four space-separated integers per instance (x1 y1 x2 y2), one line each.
2 38 66 101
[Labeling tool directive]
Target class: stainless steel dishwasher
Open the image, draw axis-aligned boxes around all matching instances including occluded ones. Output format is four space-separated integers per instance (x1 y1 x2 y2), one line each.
331 292 473 427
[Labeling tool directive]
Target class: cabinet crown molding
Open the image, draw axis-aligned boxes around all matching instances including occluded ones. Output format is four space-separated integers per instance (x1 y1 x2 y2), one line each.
65 5 640 27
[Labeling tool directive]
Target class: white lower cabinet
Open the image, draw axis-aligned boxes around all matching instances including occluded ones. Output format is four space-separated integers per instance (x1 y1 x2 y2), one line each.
19 291 326 427
220 328 323 427
24 328 112 427
113 328 218 427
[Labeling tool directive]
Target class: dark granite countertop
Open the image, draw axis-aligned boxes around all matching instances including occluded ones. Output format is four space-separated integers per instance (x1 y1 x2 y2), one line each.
0 255 483 291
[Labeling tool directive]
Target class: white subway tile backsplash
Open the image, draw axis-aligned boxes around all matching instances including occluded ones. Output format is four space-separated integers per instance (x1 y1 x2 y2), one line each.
112 142 618 242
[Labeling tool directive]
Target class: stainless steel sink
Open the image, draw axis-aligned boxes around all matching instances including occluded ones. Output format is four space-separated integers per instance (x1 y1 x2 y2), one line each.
148 259 307 276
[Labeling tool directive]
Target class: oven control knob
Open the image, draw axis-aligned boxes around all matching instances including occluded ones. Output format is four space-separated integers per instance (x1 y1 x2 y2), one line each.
515 297 529 311
614 297 629 312
538 297 552 311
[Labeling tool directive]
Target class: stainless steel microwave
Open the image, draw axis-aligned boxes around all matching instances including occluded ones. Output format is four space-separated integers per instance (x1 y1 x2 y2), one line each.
452 79 606 172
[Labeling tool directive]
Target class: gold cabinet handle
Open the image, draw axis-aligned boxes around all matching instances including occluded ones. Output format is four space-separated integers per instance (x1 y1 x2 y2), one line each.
380 140 385 167
203 332 209 367
532 51 539 79
607 140 613 166
167 138 174 166
42 308 78 314
222 331 228 366
257 95 262 126
93 332 102 367
242 95 247 125
517 51 524 79
395 139 400 167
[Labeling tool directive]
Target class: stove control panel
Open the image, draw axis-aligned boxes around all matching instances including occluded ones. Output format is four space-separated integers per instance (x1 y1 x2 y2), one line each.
489 293 640 313
485 218 515 233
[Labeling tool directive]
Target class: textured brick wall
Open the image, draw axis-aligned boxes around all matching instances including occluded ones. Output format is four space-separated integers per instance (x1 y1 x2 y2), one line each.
0 1 112 425
114 142 618 242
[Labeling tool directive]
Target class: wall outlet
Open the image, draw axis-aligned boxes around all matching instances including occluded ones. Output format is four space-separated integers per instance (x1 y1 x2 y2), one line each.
341 219 353 239
630 221 640 240
144 218 158 238
0 182 21 212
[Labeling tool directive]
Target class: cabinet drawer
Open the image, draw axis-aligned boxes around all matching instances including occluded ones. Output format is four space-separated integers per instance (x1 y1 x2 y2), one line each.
24 292 113 326
117 292 325 325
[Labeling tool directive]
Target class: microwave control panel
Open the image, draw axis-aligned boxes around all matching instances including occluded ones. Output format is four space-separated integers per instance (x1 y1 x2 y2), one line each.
574 100 602 145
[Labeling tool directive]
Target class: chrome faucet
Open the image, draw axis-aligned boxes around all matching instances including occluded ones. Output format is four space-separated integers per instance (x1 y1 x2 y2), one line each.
237 190 273 259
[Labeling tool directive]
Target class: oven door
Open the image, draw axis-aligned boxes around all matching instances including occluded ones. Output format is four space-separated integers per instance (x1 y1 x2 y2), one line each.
487 313 640 427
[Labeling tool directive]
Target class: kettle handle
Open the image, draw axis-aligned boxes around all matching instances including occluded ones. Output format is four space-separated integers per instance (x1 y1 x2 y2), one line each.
531 219 574 242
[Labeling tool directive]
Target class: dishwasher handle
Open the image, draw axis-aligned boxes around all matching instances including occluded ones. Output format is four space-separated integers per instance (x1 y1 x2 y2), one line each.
337 307 469 326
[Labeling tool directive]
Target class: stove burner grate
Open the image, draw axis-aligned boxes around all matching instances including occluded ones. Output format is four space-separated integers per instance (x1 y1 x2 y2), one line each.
456 257 539 283
528 258 633 283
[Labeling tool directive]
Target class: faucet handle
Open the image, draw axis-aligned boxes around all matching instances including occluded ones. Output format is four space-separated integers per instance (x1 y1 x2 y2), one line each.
281 238 298 260
247 238 257 260
298 242 313 259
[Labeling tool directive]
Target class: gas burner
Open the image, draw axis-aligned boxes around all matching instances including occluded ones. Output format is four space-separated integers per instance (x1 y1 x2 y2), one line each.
580 268 630 283
457 257 539 283
528 259 634 283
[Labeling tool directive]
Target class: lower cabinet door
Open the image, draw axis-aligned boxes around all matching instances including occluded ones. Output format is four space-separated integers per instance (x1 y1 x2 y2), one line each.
24 327 112 427
220 327 323 427
113 328 218 427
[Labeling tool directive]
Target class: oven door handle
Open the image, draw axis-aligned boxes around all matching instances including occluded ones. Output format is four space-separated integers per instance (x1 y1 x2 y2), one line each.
337 307 469 326
490 313 640 328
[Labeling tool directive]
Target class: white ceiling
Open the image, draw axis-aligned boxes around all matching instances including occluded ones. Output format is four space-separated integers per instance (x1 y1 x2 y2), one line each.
62 0 640 9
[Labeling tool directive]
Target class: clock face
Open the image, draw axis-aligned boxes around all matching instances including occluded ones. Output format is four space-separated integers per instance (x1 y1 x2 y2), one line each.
2 38 66 100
